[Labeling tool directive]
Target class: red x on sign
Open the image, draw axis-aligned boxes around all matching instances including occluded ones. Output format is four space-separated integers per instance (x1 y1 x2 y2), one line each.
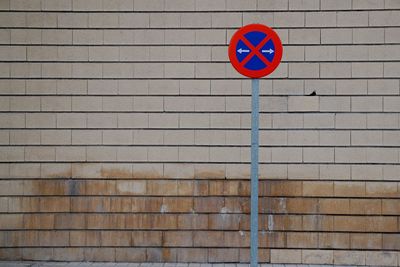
228 24 283 78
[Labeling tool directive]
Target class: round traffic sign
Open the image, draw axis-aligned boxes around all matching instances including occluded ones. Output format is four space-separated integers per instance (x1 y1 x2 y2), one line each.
228 24 283 78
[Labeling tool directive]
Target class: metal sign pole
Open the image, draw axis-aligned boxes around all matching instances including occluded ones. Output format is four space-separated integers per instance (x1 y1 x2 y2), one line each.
250 78 259 267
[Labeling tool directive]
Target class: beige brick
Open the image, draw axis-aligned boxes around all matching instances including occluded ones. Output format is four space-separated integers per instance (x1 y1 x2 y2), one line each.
271 249 301 264
57 80 87 95
289 29 320 44
351 165 383 180
287 130 317 145
303 148 334 163
73 30 103 45
0 29 10 45
384 62 400 78
305 46 336 61
87 147 117 161
289 63 319 78
148 147 178 161
72 130 102 145
27 13 57 27
336 114 367 129
366 251 397 267
282 46 304 62
41 96 71 112
195 29 225 45
288 96 319 111
98 30 126 44
243 12 274 26
57 113 86 128
10 130 40 145
305 12 335 27
321 63 351 78
338 11 368 27
271 147 302 163
26 114 56 128
353 28 384 44
165 63 194 78
180 147 209 162
58 13 88 28
304 114 334 129
103 130 133 145
134 30 164 45
41 130 71 145
103 97 133 111
87 80 117 95
42 0 71 10
72 0 102 10
25 147 56 161
10 63 41 78
367 114 398 129
370 10 400 26
274 12 304 27
42 29 72 44
272 114 303 128
287 164 319 179
352 63 383 78
351 96 382 112
149 13 179 28
302 250 333 264
337 80 367 95
385 28 400 43
337 45 368 61
11 29 39 45
117 147 148 161
119 13 148 28
42 63 71 78
27 46 57 61
118 113 148 128
0 130 9 144
321 29 352 44
56 147 86 162
335 148 367 163
0 46 26 61
72 96 101 111
9 163 39 178
383 131 400 146
334 251 365 265
87 113 117 128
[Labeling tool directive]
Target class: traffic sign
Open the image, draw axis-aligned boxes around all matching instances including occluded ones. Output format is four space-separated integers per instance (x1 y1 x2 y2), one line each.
228 24 283 267
228 24 283 78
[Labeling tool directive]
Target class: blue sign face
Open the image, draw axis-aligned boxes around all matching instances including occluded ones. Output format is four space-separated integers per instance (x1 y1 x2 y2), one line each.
235 31 276 71
229 24 282 78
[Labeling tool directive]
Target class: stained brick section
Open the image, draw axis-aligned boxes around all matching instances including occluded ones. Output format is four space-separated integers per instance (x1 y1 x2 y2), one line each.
0 0 399 266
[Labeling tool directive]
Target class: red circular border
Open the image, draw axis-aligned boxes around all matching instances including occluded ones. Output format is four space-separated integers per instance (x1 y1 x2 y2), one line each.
228 24 283 78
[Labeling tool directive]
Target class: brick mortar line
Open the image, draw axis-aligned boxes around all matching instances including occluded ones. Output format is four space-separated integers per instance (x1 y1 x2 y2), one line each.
3 60 400 63
1 26 400 30
1 95 400 97
1 145 400 148
0 211 398 217
0 161 398 165
0 111 399 114
0 77 398 80
2 195 400 199
1 9 400 13
2 44 400 47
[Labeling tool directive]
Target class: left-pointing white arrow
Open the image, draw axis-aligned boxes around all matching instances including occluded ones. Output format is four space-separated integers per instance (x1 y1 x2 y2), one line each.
261 48 274 54
237 48 250 54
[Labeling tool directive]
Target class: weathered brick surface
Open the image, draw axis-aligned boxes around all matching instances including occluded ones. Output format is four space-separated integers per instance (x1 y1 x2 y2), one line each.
0 1 399 266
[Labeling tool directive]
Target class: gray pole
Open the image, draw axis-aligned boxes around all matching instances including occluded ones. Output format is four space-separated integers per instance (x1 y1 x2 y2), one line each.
250 78 259 267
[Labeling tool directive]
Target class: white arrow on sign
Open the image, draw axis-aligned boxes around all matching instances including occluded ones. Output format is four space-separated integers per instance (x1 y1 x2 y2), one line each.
261 48 274 54
237 48 250 54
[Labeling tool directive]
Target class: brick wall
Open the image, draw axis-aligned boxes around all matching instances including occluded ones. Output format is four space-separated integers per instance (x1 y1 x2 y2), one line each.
0 0 399 265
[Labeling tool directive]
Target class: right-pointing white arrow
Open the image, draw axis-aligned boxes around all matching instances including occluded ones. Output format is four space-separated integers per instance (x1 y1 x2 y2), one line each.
262 48 274 54
237 48 250 54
